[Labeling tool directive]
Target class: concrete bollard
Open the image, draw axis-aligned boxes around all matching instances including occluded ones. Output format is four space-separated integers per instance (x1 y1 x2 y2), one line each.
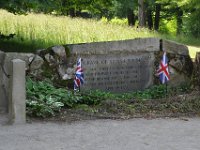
9 59 26 124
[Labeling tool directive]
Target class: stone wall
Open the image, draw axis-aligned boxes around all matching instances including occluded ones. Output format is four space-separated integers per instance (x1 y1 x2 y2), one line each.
162 39 193 86
0 50 44 112
0 51 26 124
67 38 160 92
0 38 194 111
65 38 192 92
24 38 192 93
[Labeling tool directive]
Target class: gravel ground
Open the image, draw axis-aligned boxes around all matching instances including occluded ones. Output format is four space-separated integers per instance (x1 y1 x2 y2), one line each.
1 115 200 150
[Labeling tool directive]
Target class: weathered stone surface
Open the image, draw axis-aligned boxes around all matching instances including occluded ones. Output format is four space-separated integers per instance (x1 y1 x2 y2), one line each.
0 52 43 113
9 59 26 124
194 52 200 88
168 67 188 86
5 52 44 72
28 55 44 71
37 39 162 91
66 38 193 91
51 46 73 79
38 45 74 81
81 53 155 92
0 51 6 113
168 57 186 86
68 38 160 55
0 50 5 63
161 40 193 86
162 40 189 56
66 38 160 92
52 46 67 58
167 54 193 86
0 38 193 97
5 52 32 69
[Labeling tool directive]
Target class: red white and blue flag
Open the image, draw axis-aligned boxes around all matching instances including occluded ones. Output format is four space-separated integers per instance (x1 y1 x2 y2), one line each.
74 58 84 91
157 52 170 84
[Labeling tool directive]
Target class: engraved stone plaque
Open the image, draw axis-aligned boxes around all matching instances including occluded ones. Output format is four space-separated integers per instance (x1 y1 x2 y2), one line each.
81 53 154 93
68 38 160 93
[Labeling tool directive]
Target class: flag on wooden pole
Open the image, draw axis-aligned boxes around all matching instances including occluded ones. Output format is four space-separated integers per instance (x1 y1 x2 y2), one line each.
74 58 84 91
157 52 170 84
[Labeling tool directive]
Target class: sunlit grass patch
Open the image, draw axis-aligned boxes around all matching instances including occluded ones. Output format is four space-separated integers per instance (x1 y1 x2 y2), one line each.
0 9 199 53
0 9 158 52
188 46 200 59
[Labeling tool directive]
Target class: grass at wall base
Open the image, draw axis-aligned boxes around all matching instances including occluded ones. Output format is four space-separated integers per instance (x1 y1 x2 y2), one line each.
26 77 200 120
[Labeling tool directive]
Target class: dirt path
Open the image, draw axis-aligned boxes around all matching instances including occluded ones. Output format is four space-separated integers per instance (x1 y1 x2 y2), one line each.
0 117 200 150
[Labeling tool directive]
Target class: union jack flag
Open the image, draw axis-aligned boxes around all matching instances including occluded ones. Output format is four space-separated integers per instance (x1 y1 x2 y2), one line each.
74 58 84 91
157 52 170 84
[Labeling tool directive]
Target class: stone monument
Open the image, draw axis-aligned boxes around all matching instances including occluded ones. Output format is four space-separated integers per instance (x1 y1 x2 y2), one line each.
67 38 160 92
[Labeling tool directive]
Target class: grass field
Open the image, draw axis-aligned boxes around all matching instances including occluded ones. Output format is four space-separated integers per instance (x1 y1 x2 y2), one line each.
0 9 199 58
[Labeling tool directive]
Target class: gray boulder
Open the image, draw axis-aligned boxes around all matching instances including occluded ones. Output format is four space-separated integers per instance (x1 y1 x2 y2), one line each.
162 40 193 86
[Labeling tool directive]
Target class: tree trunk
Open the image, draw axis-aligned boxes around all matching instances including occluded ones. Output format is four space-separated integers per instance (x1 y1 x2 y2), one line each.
127 8 135 26
154 4 161 31
138 0 146 27
147 9 153 30
176 8 183 35
69 8 76 17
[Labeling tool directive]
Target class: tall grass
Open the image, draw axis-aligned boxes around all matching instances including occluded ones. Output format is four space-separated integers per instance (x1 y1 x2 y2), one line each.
0 9 199 56
0 9 158 52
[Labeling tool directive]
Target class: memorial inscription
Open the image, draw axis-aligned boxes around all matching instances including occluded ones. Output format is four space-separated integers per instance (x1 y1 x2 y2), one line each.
68 38 160 92
82 53 154 92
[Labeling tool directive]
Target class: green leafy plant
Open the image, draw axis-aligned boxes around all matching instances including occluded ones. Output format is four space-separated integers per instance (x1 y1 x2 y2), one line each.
26 76 192 118
26 77 81 117
79 90 117 105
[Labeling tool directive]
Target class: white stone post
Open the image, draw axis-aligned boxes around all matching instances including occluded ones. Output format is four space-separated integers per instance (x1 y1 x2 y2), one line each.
9 59 26 124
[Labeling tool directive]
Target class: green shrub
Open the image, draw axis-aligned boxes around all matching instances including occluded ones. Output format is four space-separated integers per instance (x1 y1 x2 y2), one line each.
26 77 81 117
184 11 200 38
159 17 177 35
26 76 192 118
79 90 116 105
